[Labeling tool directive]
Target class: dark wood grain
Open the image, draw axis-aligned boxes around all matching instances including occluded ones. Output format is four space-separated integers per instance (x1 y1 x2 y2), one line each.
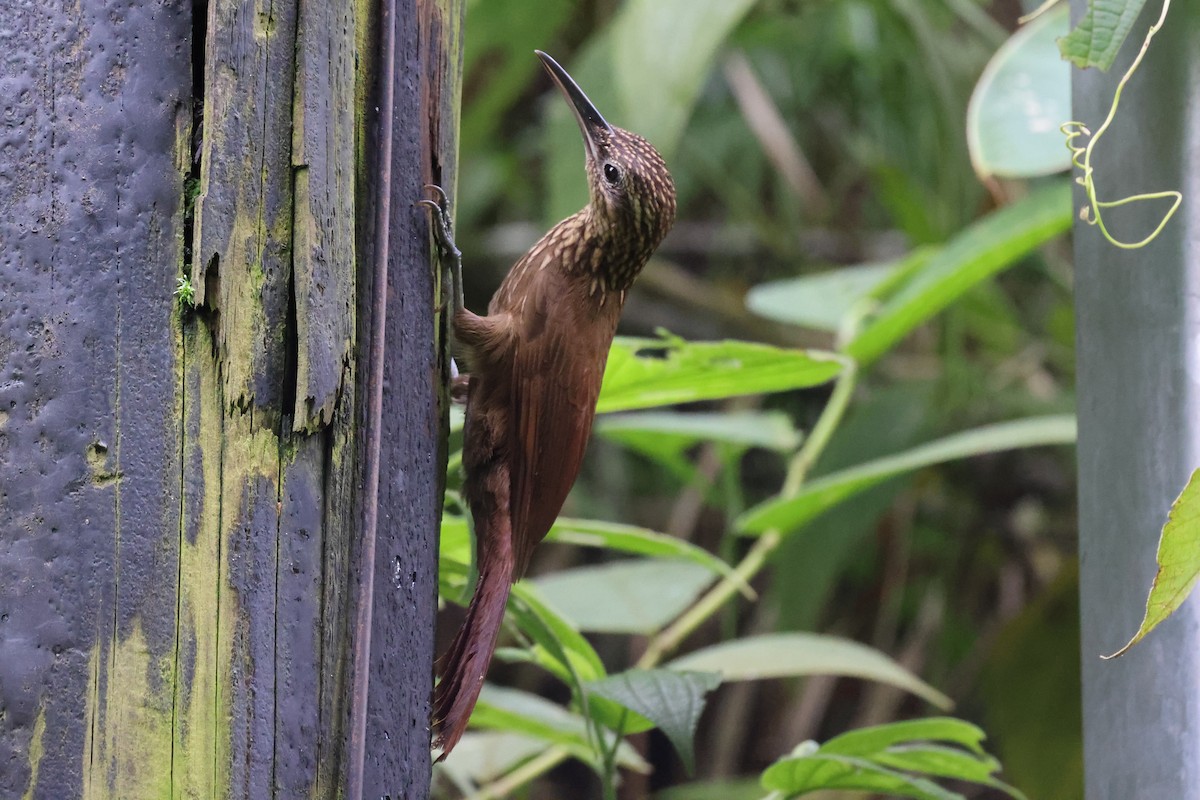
0 0 461 795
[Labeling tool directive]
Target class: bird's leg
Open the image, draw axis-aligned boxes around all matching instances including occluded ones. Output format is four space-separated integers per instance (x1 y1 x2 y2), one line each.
417 184 464 318
418 184 470 403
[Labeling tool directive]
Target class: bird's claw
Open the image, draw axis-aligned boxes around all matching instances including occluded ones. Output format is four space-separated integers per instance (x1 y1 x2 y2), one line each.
418 184 457 256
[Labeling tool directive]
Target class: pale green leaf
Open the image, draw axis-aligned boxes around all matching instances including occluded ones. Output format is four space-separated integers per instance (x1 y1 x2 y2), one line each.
598 335 842 413
822 718 988 757
470 685 649 772
745 254 930 332
762 753 962 799
597 410 800 453
546 517 743 586
586 669 722 775
738 415 1077 537
967 3 1071 179
508 582 607 683
667 633 952 709
1058 0 1148 71
597 410 799 482
761 718 1027 800
530 559 716 634
846 182 1072 365
610 0 760 158
1106 468 1200 658
434 731 548 790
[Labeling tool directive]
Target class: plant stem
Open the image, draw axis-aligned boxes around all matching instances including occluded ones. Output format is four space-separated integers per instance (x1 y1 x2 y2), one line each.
636 356 858 669
472 746 571 800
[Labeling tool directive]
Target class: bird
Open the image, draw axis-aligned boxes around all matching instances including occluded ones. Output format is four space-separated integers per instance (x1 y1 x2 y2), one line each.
418 49 676 759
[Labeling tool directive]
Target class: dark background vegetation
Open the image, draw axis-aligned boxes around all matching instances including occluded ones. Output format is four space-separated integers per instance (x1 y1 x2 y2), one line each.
439 1 1079 797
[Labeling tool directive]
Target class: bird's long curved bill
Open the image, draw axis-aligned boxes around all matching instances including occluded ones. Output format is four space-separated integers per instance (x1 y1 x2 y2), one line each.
535 50 611 159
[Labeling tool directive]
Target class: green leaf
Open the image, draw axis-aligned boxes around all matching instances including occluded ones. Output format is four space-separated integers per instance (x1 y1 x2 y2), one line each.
610 0 760 158
738 415 1076 537
435 731 549 790
1058 0 1148 71
470 684 596 749
508 583 607 684
761 752 963 800
967 3 1071 179
822 718 987 757
529 559 716 634
546 517 744 587
586 669 722 775
760 718 1027 800
846 182 1072 365
470 685 649 773
597 410 799 481
1105 468 1200 658
597 410 800 452
745 258 927 332
765 755 960 799
666 633 952 709
598 335 842 413
438 514 473 603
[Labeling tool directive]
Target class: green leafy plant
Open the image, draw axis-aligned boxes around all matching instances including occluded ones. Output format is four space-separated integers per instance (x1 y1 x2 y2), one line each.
175 276 196 308
435 186 1071 796
440 3 1079 796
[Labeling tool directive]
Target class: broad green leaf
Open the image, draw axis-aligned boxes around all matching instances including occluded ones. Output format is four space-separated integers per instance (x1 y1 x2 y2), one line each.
597 410 799 481
471 684 595 748
597 410 800 452
530 559 716 634
846 182 1072 365
586 669 722 775
745 254 930 332
546 517 743 586
761 718 1027 800
470 685 649 773
761 752 963 800
967 3 1071 179
438 514 472 602
598 335 842 413
435 731 548 791
508 582 607 683
1058 0 1148 71
738 415 1077 536
610 0 759 158
667 633 952 709
1106 468 1200 658
821 718 988 757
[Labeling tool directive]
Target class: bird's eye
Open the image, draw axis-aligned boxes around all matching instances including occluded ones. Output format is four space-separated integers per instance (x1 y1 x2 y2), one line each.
603 163 621 185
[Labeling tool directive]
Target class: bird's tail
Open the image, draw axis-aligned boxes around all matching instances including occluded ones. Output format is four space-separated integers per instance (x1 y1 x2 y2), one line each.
432 539 514 759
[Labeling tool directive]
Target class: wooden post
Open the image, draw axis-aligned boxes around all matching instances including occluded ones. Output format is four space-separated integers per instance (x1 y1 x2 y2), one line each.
0 0 462 796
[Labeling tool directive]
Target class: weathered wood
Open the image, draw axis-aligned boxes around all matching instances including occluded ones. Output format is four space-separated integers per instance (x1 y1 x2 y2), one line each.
0 1 190 796
1 0 462 795
345 1 464 795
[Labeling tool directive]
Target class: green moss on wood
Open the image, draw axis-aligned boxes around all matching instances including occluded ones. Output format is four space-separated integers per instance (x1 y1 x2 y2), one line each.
80 623 174 800
21 705 45 800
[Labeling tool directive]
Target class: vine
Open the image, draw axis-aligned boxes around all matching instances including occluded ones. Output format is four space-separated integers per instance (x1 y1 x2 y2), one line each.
1062 0 1180 249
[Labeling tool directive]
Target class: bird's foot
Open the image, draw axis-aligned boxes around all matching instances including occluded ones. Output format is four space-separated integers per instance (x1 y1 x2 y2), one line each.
417 184 461 266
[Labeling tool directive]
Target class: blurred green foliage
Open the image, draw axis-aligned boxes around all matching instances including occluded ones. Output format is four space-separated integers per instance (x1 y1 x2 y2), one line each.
436 1 1081 798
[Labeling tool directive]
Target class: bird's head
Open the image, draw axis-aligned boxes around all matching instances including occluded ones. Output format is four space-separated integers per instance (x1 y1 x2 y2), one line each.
537 50 677 290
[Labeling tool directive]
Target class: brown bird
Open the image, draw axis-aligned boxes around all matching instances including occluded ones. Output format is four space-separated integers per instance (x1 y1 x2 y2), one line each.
418 50 676 758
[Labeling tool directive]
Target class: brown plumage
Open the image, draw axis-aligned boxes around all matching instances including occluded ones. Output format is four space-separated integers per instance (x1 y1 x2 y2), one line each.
421 50 676 759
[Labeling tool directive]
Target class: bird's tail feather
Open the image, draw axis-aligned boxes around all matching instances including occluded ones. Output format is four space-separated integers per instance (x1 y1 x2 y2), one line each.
432 542 514 759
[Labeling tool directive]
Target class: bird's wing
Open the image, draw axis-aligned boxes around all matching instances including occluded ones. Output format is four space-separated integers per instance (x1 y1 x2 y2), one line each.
506 279 617 578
